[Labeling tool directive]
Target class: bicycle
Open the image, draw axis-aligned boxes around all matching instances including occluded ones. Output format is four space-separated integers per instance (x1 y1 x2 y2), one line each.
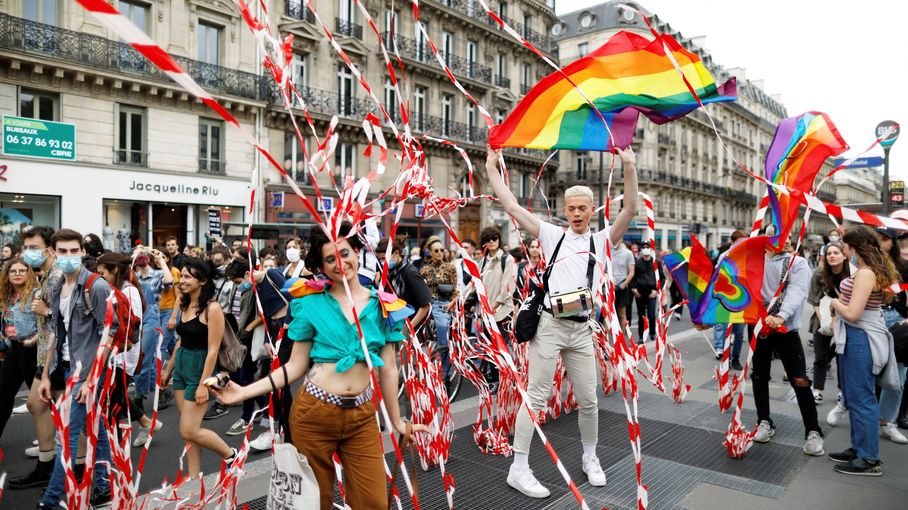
398 305 464 402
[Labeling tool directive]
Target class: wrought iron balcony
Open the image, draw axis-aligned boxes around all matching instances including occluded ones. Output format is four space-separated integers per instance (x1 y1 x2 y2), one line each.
198 158 226 175
381 32 491 84
285 0 316 23
0 13 265 101
335 18 363 39
496 76 510 88
114 149 148 167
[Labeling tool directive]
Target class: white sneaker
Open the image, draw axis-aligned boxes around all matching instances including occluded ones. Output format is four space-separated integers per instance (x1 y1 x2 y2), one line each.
753 420 775 443
506 464 550 498
674 313 682 321
803 431 825 456
249 430 275 451
13 403 28 415
880 422 908 444
827 402 848 427
582 454 607 486
133 420 164 448
24 445 39 458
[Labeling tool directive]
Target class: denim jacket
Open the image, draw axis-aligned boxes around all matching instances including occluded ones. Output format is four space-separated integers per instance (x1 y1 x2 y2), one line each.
3 298 38 341
48 267 119 374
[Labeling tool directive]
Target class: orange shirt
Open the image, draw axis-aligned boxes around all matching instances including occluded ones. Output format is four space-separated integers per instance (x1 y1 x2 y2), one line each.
158 267 181 310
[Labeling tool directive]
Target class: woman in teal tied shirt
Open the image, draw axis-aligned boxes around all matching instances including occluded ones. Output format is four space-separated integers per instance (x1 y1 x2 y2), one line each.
214 222 426 508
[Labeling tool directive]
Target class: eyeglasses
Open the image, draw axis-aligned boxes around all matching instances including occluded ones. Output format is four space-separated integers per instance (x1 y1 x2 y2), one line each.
8 269 27 275
432 249 444 253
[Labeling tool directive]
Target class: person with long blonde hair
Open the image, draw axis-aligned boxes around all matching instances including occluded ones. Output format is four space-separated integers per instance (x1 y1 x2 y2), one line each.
829 226 901 476
0 257 40 438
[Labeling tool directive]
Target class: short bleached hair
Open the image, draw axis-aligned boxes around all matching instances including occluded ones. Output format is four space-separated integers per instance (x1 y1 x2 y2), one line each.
564 185 594 203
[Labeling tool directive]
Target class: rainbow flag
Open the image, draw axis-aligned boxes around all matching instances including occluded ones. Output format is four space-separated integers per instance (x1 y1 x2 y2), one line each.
764 112 847 247
663 235 712 311
488 31 736 151
695 236 770 325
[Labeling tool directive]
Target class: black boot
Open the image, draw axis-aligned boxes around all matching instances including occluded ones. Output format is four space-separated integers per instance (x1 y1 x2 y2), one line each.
9 459 54 489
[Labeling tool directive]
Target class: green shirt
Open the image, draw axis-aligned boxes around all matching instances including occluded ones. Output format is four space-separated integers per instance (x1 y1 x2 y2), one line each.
288 288 405 372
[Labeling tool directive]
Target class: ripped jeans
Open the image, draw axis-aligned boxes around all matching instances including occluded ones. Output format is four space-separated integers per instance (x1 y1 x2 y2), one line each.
751 330 822 438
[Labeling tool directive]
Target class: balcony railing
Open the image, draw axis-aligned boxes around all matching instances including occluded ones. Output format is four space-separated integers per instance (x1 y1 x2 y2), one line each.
495 76 510 88
0 13 265 101
381 32 491 84
335 18 363 39
198 158 226 175
285 0 316 23
114 149 148 167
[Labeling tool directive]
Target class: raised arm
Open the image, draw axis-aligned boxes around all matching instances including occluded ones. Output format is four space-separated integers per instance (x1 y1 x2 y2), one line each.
485 149 541 238
609 147 638 246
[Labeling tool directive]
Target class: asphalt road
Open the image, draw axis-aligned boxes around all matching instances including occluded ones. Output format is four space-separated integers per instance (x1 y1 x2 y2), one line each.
0 308 698 509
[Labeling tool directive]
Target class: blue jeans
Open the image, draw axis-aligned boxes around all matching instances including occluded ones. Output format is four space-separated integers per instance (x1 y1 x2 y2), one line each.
159 307 179 359
431 299 452 375
880 308 907 422
42 372 111 505
713 323 745 359
841 324 880 461
135 306 162 397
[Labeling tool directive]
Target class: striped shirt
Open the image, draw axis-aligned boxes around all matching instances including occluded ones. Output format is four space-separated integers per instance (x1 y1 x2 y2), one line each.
839 275 883 310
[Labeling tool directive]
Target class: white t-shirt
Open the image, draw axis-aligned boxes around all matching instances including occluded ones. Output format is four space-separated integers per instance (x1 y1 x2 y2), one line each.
538 221 612 309
60 292 72 362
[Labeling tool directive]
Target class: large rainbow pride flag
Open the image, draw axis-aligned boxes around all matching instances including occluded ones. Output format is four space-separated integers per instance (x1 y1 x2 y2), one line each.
764 112 848 248
488 31 737 151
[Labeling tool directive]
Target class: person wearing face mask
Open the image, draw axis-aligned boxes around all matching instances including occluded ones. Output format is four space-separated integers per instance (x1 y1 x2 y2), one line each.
357 218 381 287
282 237 305 279
376 235 431 329
818 228 843 259
37 229 120 509
630 244 660 344
7 227 62 490
131 248 174 420
209 245 234 318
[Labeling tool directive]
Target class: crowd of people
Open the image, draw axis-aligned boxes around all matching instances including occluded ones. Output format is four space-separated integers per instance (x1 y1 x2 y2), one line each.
0 151 906 507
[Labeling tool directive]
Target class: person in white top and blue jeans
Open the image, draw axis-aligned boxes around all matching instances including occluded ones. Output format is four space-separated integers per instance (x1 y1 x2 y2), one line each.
484 146 638 498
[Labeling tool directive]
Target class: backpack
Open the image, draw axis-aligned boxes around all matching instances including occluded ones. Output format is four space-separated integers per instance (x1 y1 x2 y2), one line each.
203 304 245 372
83 274 141 351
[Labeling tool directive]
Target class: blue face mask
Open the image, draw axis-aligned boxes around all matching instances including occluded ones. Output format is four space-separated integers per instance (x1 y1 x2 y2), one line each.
388 259 399 270
56 255 82 274
850 255 859 266
22 248 47 268
238 281 253 292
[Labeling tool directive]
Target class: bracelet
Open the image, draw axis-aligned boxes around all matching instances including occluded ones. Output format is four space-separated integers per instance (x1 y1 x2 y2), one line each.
281 364 289 388
267 373 278 393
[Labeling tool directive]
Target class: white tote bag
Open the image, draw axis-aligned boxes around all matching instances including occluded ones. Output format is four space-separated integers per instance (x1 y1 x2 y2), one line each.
818 295 834 336
251 324 269 362
266 442 320 510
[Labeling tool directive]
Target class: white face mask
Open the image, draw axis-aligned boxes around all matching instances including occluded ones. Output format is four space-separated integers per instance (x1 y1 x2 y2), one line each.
286 247 301 263
641 248 653 258
828 235 841 243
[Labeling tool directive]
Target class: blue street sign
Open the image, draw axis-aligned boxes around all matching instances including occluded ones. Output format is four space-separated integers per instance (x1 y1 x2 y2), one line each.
831 157 884 168
271 191 284 208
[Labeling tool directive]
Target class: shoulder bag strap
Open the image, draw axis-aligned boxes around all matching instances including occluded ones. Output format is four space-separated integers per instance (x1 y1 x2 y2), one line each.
586 236 596 291
264 272 290 307
541 233 567 294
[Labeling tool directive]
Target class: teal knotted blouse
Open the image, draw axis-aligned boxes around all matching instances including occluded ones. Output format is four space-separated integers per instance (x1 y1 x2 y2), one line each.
287 288 405 372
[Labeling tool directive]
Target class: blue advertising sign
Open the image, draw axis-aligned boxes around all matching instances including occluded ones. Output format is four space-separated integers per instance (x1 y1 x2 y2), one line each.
271 191 284 208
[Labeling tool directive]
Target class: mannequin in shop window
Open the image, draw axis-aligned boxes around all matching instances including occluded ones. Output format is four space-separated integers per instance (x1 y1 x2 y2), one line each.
102 225 115 252
118 225 131 254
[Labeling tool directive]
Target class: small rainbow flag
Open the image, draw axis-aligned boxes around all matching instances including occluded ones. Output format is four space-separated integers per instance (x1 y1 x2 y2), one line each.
663 235 712 310
764 112 848 247
488 31 736 151
696 236 770 325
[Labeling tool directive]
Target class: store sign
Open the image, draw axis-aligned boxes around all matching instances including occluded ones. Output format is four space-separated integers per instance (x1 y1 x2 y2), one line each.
128 180 220 196
2 115 76 161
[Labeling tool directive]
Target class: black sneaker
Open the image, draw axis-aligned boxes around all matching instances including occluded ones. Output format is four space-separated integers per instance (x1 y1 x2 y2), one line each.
834 458 882 476
9 459 54 489
828 448 857 463
90 488 112 508
731 358 743 371
897 416 908 430
204 403 229 420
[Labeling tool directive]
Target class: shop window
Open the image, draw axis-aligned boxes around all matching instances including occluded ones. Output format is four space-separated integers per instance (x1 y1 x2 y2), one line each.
0 193 61 243
19 88 58 121
199 118 224 174
116 104 147 166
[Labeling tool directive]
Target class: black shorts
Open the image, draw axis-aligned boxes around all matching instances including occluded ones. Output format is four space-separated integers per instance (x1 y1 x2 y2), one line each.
615 287 631 308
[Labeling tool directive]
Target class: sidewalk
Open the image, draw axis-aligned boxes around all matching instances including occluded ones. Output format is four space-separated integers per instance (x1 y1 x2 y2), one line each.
169 324 906 509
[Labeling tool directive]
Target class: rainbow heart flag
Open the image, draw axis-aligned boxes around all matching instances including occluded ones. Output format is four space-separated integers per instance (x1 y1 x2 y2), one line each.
764 112 848 247
488 30 736 151
695 236 770 325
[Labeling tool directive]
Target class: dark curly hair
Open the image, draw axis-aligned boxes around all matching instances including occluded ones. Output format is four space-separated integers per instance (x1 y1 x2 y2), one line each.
179 257 217 312
305 222 363 273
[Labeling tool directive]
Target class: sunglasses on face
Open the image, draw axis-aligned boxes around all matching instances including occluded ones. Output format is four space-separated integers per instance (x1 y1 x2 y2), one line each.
432 249 444 253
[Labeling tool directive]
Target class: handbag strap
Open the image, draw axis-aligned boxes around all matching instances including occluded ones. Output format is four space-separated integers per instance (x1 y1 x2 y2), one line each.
541 234 566 294
387 421 420 509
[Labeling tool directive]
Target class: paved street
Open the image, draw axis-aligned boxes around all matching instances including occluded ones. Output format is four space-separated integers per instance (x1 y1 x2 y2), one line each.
2 309 903 509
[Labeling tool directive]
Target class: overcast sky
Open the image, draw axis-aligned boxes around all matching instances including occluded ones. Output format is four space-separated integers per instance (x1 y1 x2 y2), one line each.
556 0 907 183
